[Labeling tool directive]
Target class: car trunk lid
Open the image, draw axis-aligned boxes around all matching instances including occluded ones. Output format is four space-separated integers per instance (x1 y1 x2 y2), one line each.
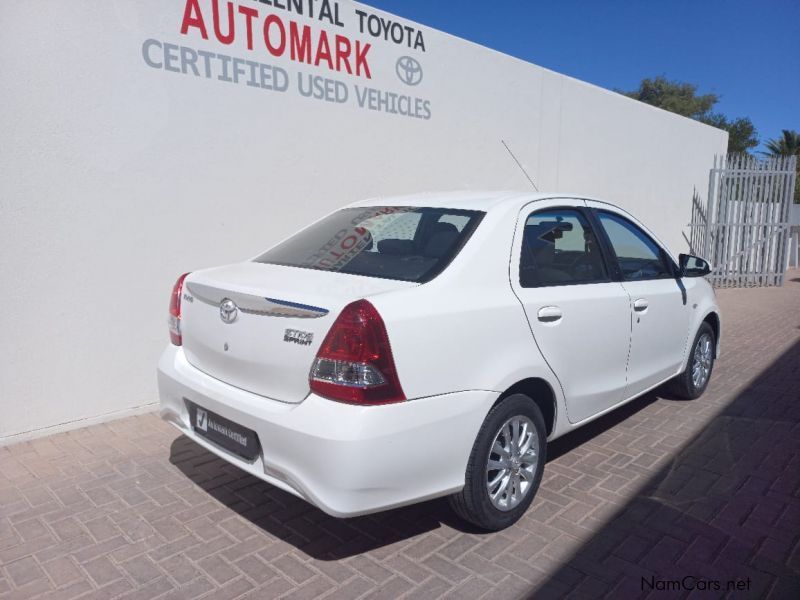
180 262 416 403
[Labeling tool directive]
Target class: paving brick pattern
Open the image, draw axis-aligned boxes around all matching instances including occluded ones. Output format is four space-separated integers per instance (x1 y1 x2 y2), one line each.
1 273 799 599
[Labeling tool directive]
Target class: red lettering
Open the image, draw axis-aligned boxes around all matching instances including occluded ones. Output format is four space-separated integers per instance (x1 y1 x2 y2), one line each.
341 235 357 250
314 31 333 69
180 0 208 39
179 6 371 80
212 0 235 45
263 14 286 57
354 41 371 78
289 22 312 63
238 5 259 50
334 35 352 74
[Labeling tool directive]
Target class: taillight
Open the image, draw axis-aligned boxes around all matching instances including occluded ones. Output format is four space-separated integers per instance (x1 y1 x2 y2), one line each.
310 300 405 405
168 273 191 346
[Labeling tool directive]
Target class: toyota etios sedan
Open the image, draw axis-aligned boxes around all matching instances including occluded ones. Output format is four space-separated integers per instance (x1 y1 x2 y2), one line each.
158 192 720 530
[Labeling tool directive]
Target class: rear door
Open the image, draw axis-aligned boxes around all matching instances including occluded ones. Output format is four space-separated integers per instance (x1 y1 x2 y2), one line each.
510 200 632 424
588 204 692 397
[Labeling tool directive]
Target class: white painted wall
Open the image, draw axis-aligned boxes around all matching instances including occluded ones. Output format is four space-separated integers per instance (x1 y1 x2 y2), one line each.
0 0 727 442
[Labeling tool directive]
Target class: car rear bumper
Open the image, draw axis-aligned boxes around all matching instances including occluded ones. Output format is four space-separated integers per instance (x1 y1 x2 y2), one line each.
157 345 497 517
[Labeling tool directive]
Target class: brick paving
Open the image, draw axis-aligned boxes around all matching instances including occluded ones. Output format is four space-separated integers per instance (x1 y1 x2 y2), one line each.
1 273 799 600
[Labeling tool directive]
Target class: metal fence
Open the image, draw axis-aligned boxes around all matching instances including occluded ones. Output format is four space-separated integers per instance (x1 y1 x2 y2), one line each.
689 153 797 287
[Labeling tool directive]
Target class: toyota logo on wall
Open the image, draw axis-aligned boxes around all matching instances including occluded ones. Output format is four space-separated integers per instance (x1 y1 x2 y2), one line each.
219 298 238 324
396 56 423 86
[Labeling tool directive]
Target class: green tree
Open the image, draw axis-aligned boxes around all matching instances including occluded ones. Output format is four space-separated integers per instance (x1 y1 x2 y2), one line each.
763 129 800 203
622 76 717 119
621 76 758 154
764 129 800 156
700 114 759 154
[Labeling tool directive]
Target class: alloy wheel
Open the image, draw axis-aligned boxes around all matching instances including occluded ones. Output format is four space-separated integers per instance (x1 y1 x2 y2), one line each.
692 332 713 389
485 415 539 511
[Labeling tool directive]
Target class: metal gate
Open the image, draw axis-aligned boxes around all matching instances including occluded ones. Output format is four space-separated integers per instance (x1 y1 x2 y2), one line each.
688 153 797 287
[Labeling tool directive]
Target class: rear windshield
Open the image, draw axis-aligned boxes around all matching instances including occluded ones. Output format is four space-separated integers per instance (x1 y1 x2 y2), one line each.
255 206 484 282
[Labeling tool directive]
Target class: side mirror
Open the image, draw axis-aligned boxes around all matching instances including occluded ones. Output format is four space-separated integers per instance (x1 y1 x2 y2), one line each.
679 253 712 278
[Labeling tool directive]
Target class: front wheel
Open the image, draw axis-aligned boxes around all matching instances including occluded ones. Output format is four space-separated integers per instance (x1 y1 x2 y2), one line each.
449 394 546 531
669 322 715 400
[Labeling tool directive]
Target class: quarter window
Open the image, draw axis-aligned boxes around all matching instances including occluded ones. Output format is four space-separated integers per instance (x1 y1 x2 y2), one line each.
519 209 608 287
597 211 672 281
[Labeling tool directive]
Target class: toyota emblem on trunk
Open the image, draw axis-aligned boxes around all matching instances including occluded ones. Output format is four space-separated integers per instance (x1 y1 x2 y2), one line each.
219 298 238 324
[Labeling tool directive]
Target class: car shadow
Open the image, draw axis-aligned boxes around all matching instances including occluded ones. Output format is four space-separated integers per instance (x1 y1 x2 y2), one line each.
530 340 800 598
547 391 660 462
169 435 474 559
169 385 675 560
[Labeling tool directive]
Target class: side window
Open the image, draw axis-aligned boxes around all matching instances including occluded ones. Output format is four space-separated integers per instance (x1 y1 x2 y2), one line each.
597 211 672 281
519 209 608 287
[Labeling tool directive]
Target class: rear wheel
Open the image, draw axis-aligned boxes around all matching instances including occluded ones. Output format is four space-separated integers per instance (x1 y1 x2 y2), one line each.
669 322 715 400
449 394 546 531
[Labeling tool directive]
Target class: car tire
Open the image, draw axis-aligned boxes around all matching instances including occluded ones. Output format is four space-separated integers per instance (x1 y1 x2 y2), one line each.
668 322 715 400
449 394 547 531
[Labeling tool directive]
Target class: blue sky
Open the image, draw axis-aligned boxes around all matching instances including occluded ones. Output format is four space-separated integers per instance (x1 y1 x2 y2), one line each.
365 0 799 150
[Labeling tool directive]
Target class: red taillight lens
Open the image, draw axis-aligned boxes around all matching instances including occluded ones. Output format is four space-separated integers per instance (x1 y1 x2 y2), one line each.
168 273 191 346
310 300 405 405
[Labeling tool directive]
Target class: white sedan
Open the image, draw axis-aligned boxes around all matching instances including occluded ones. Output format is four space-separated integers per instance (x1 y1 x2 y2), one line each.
158 192 720 530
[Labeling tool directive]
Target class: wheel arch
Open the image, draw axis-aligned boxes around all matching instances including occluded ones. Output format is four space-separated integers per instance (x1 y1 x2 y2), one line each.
493 378 557 437
703 310 721 357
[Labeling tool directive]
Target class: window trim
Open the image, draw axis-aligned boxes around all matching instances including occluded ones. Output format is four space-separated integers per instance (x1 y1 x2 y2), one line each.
518 206 615 289
590 209 678 282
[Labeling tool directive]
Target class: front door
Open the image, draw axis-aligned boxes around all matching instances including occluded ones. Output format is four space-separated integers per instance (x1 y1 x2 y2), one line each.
590 205 692 398
510 201 632 424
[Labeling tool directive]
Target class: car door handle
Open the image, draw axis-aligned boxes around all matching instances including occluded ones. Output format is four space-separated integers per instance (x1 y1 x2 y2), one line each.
633 299 649 312
537 306 563 323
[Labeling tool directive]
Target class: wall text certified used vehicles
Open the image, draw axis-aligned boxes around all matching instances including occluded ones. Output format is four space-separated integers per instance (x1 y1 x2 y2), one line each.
158 192 721 530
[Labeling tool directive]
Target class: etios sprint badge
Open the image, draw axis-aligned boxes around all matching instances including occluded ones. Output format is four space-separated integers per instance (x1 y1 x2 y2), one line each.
284 329 313 346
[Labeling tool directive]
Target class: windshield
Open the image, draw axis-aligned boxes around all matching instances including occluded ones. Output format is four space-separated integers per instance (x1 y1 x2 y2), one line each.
255 206 484 282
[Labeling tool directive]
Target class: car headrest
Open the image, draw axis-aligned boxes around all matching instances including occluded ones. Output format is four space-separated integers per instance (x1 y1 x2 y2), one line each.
424 229 459 258
432 222 459 236
525 221 572 247
377 239 415 255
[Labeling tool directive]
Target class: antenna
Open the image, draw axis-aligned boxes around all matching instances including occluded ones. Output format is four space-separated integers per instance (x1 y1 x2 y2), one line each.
501 139 538 191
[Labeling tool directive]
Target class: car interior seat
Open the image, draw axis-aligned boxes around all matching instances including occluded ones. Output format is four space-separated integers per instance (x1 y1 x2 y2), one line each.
520 222 573 285
423 222 460 258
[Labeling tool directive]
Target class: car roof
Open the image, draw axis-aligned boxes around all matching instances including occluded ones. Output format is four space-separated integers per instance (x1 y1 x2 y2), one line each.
346 190 610 212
